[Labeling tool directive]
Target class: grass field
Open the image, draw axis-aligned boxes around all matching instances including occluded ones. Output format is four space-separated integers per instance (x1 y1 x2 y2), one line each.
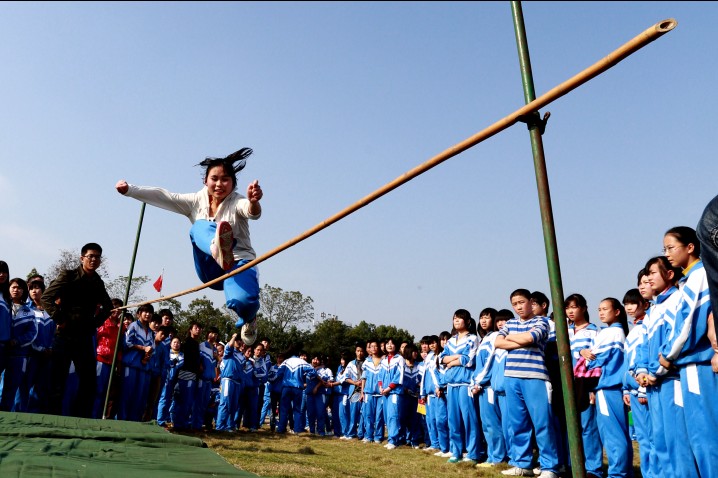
178 428 644 478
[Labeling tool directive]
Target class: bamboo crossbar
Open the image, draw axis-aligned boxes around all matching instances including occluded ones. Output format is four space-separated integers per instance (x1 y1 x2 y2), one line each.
118 18 676 311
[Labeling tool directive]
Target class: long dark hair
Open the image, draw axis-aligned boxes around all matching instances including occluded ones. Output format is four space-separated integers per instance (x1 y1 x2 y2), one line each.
0 261 9 303
601 297 629 336
198 147 253 189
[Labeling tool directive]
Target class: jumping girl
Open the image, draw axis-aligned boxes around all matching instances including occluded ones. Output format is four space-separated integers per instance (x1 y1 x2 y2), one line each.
116 148 263 345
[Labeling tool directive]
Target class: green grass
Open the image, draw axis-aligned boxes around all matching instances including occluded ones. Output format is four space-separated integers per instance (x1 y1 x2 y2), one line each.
176 428 644 478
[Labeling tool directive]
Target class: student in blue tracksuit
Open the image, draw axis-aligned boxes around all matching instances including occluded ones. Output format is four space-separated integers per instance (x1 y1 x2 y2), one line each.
305 353 329 436
439 309 485 465
240 343 266 431
26 278 54 414
216 334 243 432
659 227 716 477
144 319 168 421
120 304 154 421
378 337 405 449
265 353 285 431
585 298 632 478
361 339 384 443
157 336 181 426
340 345 365 440
401 343 422 448
471 311 509 467
622 286 652 478
194 326 219 430
566 293 603 478
495 290 560 478
636 256 696 478
277 346 314 434
328 356 343 438
335 353 351 438
2 278 38 412
420 334 449 456
0 264 10 406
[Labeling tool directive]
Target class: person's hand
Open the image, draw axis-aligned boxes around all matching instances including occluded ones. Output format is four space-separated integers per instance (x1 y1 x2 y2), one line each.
638 397 648 405
116 180 129 195
247 180 263 203
712 352 718 373
658 353 672 370
580 348 596 361
622 394 631 406
589 392 596 405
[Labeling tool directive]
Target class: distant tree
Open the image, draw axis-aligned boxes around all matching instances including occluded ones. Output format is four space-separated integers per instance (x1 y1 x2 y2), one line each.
305 317 351 365
345 320 377 348
374 324 414 346
177 296 231 341
259 285 314 331
105 275 150 305
157 297 183 319
45 248 109 284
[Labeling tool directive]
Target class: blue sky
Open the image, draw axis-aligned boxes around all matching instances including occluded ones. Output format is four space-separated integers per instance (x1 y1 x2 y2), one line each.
1 2 715 340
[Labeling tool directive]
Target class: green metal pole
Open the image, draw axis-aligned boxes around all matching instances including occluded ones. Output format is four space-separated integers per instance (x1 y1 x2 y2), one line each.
510 2 586 477
102 202 146 419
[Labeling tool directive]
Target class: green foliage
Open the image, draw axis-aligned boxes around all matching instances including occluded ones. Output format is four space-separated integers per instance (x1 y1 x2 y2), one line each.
260 285 314 331
177 296 232 341
304 317 351 366
26 267 40 281
46 248 109 283
105 275 150 305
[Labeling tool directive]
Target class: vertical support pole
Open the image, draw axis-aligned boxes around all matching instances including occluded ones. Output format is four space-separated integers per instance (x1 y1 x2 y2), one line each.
509 2 586 477
102 202 146 419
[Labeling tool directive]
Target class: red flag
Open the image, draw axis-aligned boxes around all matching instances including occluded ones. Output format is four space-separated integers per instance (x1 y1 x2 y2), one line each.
153 274 163 293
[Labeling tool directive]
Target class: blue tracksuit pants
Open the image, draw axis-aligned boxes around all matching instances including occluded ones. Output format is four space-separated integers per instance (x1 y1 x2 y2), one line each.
479 387 507 463
446 384 485 461
595 387 632 477
382 392 403 445
504 377 559 473
679 363 718 478
216 378 241 431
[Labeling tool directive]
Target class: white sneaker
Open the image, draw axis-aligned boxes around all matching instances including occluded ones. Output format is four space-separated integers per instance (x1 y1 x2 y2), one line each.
385 444 396 450
383 443 390 448
361 438 370 443
537 472 558 478
211 221 234 270
440 451 453 458
423 446 437 452
241 318 258 345
501 467 535 476
433 451 444 457
533 467 541 476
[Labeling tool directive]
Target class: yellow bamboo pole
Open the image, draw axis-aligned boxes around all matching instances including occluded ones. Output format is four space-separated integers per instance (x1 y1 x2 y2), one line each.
118 18 677 311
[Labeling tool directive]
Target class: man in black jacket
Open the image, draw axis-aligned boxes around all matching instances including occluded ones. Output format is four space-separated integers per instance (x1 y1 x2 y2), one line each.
42 242 113 417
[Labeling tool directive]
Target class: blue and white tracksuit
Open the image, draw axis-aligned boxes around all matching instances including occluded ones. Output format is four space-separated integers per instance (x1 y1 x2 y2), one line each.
26 304 54 414
499 316 559 473
238 355 260 430
658 260 715 477
2 304 38 412
439 333 485 462
341 359 363 438
586 323 632 477
120 320 153 421
623 317 651 478
216 346 242 431
277 356 314 433
157 348 178 426
472 331 508 464
639 287 697 478
402 361 422 447
420 350 449 453
362 357 385 442
569 322 603 476
378 353 405 446
194 340 217 430
306 366 329 435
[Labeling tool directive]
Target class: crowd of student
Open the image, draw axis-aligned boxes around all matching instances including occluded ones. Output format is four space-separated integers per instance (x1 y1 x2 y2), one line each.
0 221 714 478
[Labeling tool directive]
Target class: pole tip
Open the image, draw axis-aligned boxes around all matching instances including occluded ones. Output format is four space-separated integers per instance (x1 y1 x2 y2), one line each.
657 18 678 32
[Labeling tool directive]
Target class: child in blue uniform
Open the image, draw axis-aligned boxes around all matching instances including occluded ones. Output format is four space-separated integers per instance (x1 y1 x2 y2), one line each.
495 290 559 478
439 309 485 465
401 343 422 448
120 304 154 421
3 278 37 412
622 286 651 478
566 293 602 478
26 279 54 414
585 298 632 477
216 334 243 432
277 346 314 434
659 227 716 476
361 339 384 443
378 337 405 449
471 309 509 467
420 334 450 457
195 326 219 430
